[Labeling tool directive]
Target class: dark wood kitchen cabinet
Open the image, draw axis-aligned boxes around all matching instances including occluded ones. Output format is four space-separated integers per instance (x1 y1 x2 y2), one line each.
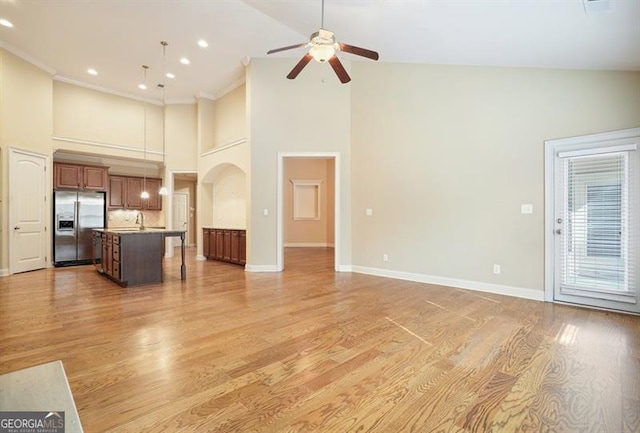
99 231 163 286
54 163 108 191
203 228 246 265
108 175 162 210
126 177 143 209
144 178 162 210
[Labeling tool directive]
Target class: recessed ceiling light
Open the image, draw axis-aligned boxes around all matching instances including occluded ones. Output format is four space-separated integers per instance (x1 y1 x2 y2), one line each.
198 39 208 48
180 58 190 65
138 84 147 90
0 18 14 28
166 72 175 79
87 68 98 76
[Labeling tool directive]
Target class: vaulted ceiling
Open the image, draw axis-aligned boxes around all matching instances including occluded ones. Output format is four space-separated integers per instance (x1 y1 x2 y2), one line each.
0 0 638 103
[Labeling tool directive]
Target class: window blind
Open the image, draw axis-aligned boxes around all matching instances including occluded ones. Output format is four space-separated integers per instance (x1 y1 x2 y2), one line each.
559 151 636 293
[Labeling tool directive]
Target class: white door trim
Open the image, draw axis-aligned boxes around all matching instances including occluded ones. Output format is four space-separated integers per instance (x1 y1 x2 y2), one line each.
172 191 190 248
9 147 50 274
165 169 197 258
277 152 341 272
544 127 640 304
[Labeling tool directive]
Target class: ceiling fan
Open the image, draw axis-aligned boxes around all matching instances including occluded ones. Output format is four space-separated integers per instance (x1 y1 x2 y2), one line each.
266 0 379 84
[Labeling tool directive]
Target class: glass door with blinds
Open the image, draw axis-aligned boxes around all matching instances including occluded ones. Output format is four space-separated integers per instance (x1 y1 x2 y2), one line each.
545 129 640 314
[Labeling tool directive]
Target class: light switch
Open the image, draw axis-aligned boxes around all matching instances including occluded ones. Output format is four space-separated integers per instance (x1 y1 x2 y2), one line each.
263 208 269 216
366 208 373 216
521 204 533 214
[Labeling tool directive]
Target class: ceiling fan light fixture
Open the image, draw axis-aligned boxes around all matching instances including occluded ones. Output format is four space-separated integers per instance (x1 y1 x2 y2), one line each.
310 45 335 63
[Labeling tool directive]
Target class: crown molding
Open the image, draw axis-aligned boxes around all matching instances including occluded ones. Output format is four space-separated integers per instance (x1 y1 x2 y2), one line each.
165 97 197 105
194 77 246 102
214 77 246 100
195 91 216 101
0 41 57 75
53 75 164 106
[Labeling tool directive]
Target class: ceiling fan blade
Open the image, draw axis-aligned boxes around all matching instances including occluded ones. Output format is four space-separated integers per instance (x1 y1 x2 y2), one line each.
287 54 313 79
328 56 351 84
267 42 308 55
339 43 379 61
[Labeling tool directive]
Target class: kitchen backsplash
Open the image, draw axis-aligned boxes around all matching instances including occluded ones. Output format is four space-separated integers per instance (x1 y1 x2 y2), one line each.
107 209 165 228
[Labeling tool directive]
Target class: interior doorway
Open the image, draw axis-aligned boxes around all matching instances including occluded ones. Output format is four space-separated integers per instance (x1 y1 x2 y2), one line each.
172 192 190 246
277 152 340 272
167 171 197 255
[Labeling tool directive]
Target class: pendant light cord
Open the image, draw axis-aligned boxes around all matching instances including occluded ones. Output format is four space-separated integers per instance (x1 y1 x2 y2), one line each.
161 42 167 168
142 65 148 193
158 41 169 196
321 0 324 28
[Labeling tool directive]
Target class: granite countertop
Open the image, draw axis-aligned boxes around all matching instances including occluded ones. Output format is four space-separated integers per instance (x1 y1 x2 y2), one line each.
93 228 186 235
202 226 246 230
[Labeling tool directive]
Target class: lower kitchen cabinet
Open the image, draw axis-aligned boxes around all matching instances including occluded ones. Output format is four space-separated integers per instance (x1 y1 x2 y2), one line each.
203 228 246 265
99 231 163 286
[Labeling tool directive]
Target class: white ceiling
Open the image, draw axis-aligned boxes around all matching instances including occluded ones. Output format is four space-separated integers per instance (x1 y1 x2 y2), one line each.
0 0 638 103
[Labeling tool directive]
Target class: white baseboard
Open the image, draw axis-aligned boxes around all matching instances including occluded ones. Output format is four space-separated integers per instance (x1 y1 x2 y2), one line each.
0 268 9 277
195 255 206 261
245 264 279 272
350 265 544 302
284 243 334 248
337 265 352 272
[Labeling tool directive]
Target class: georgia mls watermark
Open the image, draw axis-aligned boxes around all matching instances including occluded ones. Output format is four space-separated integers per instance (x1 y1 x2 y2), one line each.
0 412 65 433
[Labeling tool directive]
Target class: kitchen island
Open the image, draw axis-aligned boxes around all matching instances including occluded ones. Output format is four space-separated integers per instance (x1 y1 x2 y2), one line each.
93 228 186 286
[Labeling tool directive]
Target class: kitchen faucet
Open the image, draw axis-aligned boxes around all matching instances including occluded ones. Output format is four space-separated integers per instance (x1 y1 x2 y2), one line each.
135 211 145 230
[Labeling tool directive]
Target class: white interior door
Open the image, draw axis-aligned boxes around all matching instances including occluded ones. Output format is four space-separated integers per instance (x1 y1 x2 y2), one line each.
545 129 640 314
172 192 188 247
9 149 48 274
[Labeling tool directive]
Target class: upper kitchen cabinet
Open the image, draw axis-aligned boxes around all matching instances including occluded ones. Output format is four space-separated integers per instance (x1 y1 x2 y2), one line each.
126 177 143 209
54 163 108 191
108 176 126 208
108 175 162 210
144 178 162 211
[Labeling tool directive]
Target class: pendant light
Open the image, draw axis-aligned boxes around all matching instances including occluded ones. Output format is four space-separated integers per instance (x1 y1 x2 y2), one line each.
158 41 169 196
140 64 150 200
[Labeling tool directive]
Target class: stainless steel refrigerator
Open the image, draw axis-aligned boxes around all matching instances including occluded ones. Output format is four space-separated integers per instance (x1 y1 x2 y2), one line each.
54 191 106 266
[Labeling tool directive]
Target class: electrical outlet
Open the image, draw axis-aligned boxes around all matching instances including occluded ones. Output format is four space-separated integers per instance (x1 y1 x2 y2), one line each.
383 254 389 262
493 264 501 274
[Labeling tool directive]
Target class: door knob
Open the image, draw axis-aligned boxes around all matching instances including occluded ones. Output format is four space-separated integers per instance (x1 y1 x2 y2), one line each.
14 226 20 230
555 229 562 235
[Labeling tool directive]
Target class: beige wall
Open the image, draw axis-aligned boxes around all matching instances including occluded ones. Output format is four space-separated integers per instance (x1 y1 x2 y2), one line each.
0 50 53 273
247 58 352 269
351 62 640 293
1 51 53 154
212 165 246 229
197 97 215 153
53 80 163 161
165 104 197 171
212 84 246 149
284 158 334 246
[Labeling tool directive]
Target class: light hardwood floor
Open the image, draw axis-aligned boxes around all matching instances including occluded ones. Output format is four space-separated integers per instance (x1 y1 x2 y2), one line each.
1 248 639 432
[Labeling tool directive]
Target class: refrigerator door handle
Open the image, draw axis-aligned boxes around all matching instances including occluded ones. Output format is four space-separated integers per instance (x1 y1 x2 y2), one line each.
73 200 80 238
